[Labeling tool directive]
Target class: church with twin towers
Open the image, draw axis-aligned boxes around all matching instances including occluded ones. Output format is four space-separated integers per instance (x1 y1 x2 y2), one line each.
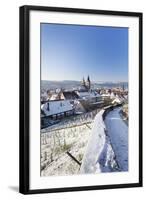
81 75 91 91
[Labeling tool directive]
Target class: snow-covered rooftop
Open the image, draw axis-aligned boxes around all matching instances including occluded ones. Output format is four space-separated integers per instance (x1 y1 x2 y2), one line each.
41 100 73 116
49 94 58 100
101 93 110 97
112 97 121 104
49 93 65 101
77 91 101 99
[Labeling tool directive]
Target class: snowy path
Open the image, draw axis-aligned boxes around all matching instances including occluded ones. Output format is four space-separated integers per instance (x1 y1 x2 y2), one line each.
104 107 128 171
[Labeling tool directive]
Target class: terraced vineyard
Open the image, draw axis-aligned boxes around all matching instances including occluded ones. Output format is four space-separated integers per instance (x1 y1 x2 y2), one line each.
41 109 99 176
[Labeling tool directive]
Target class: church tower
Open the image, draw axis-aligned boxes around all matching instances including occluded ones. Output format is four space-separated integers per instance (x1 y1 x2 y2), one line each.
86 75 91 90
122 84 125 91
82 77 86 87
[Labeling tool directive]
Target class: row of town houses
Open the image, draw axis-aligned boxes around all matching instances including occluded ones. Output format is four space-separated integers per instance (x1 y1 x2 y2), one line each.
41 77 128 128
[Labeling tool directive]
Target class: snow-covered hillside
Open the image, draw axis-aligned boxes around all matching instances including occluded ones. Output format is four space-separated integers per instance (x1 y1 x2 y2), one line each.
80 109 119 174
41 105 128 176
41 109 99 176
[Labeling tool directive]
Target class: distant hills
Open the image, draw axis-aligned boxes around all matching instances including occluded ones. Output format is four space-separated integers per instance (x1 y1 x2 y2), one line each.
41 80 128 91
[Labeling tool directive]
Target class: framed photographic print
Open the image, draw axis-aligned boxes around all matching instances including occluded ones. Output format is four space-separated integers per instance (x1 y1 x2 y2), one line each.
19 5 143 194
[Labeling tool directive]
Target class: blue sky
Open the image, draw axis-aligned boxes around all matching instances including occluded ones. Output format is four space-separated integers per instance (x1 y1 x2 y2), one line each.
41 23 128 82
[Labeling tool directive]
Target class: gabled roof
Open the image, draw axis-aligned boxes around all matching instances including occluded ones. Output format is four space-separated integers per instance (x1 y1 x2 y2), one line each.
41 100 73 116
77 91 101 99
63 91 79 99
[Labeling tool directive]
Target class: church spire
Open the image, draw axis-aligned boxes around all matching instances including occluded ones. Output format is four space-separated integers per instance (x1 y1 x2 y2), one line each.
82 77 86 86
86 75 91 90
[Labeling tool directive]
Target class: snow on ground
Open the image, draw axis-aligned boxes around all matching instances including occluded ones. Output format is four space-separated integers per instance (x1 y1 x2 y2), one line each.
41 109 99 176
104 107 128 171
80 110 119 174
41 109 99 133
80 110 106 173
41 124 92 176
41 106 128 176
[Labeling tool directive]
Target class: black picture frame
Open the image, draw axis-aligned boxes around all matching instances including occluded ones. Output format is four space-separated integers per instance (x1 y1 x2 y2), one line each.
19 5 143 194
